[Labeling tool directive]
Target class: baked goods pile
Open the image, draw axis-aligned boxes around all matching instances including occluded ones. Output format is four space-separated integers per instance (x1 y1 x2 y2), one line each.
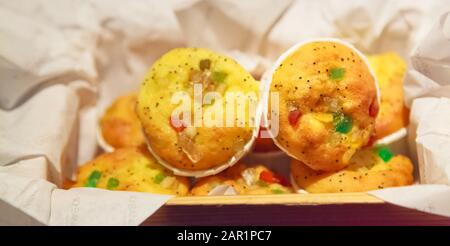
70 41 413 196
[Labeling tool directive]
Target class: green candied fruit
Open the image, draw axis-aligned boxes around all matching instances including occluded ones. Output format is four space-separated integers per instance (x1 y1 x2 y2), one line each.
257 180 269 187
107 177 120 190
199 59 211 70
85 170 102 188
330 67 345 81
376 145 394 162
154 172 166 184
211 71 228 83
271 189 285 194
333 113 353 134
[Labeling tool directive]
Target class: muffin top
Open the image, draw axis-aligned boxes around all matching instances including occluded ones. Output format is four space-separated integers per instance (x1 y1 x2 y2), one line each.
72 147 190 195
269 41 378 171
137 48 260 174
99 93 145 149
291 146 413 193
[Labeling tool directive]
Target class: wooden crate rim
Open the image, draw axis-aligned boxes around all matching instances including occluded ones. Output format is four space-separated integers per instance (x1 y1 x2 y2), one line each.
166 192 383 206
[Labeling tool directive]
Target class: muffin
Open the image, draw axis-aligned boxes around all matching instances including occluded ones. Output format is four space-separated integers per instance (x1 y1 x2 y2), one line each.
98 93 145 150
190 163 292 195
290 146 413 193
72 147 190 195
368 53 409 140
267 39 378 172
137 48 261 177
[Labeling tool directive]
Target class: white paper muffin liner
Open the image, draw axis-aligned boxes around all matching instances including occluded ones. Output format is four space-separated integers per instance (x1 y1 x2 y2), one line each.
375 127 409 156
207 185 239 196
290 173 309 194
260 38 381 163
95 104 116 153
96 122 115 153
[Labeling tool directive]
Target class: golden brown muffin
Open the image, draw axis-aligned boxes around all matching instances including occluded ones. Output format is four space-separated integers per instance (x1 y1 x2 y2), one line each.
190 163 292 195
99 93 145 149
268 41 378 172
290 146 413 193
72 147 190 195
368 53 409 140
137 48 260 174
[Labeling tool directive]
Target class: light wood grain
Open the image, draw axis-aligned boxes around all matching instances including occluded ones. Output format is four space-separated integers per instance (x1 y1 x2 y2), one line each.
166 192 383 206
